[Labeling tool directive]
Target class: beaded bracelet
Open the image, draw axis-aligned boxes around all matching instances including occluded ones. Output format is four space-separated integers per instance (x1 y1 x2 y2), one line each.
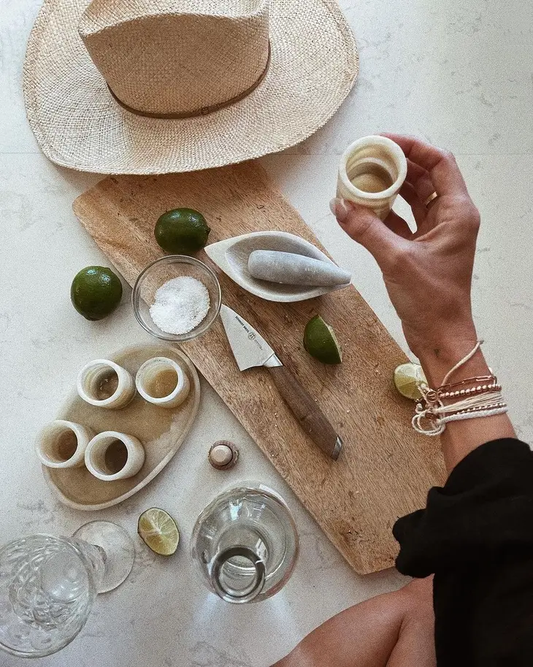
412 341 508 436
424 374 499 401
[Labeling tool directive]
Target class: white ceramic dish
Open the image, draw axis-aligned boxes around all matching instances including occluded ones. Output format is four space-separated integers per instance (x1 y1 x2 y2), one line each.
204 231 351 302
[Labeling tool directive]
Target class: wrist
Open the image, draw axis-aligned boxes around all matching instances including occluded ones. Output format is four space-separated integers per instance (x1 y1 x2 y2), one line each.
413 327 489 387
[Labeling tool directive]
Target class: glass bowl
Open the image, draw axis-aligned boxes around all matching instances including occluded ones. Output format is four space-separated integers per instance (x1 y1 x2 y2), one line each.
132 256 222 342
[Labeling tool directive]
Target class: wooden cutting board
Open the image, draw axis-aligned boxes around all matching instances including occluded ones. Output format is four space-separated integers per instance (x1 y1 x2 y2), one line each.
73 162 446 574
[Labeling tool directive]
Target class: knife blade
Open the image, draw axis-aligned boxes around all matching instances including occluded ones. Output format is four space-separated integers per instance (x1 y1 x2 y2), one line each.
219 305 343 460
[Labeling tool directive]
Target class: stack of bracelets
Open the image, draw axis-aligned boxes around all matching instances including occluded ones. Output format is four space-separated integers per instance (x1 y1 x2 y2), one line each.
412 341 508 436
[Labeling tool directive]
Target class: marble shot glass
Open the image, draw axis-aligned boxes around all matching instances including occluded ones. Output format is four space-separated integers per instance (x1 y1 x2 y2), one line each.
84 431 145 482
135 357 190 409
36 420 95 469
337 135 408 220
77 359 136 410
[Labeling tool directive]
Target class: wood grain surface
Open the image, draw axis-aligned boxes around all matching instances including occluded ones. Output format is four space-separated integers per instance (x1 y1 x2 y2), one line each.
266 364 342 459
73 161 446 574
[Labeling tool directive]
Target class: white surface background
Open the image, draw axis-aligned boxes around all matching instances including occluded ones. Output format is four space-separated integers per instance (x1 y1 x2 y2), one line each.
1 0 532 665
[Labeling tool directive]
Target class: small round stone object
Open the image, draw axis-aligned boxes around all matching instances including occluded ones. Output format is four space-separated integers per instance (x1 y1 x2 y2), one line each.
208 441 239 470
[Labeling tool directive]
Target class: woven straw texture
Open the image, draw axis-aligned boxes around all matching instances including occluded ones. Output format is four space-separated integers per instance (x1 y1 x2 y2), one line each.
23 0 358 174
79 1 270 115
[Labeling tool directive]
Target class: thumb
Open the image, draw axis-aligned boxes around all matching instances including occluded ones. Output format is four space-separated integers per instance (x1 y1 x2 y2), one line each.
330 198 405 269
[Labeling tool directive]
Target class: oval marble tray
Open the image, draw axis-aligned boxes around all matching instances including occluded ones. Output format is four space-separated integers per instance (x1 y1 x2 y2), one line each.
42 344 201 511
204 231 351 302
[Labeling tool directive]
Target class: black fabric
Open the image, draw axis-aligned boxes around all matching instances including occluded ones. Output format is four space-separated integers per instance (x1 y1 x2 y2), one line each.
393 438 533 666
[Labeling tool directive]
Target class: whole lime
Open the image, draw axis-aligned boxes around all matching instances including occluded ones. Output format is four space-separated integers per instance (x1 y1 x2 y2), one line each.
71 266 123 321
155 208 211 254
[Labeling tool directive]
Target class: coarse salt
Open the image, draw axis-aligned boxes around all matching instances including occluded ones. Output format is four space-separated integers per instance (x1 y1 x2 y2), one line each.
150 276 210 335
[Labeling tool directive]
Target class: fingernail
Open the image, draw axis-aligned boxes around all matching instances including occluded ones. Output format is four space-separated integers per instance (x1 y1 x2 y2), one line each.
329 198 350 222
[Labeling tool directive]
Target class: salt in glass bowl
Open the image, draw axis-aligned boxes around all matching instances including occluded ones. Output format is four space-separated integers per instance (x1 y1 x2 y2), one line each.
132 256 222 342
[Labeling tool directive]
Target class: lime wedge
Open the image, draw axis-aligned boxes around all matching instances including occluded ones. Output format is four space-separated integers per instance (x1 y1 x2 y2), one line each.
138 508 179 556
393 363 427 400
304 315 342 364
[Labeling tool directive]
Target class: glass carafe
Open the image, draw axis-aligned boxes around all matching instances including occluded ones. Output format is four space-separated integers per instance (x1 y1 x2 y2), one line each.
191 485 299 604
0 521 134 658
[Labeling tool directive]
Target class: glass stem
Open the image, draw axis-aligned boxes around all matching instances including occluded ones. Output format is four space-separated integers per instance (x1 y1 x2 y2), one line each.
70 540 106 593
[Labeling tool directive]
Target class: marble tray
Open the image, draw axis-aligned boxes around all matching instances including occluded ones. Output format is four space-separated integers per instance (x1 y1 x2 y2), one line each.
42 344 201 511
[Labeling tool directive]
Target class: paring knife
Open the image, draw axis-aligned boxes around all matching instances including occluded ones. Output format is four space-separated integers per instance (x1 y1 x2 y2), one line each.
219 305 343 460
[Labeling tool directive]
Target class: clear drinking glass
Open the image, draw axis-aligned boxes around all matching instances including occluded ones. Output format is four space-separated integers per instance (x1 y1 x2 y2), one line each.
191 485 299 604
0 521 134 658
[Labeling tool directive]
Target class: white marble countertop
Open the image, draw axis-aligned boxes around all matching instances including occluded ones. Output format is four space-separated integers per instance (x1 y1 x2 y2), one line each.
1 0 532 665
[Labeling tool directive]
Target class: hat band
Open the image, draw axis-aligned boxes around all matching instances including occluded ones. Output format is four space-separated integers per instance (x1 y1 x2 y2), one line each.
108 44 271 119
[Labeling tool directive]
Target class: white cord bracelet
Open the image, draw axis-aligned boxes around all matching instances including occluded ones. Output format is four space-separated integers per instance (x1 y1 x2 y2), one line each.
412 340 508 436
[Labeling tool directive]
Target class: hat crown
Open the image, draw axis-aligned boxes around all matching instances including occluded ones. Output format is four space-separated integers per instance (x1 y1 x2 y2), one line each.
79 0 270 116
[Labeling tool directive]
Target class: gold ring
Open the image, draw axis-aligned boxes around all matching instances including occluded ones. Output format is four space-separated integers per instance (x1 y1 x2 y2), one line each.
424 192 439 208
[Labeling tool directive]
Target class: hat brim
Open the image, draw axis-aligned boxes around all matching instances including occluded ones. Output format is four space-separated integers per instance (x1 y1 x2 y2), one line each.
23 0 358 174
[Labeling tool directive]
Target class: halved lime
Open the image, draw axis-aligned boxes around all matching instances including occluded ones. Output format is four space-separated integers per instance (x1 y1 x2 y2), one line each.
137 508 179 556
304 315 342 364
393 363 427 400
155 208 210 254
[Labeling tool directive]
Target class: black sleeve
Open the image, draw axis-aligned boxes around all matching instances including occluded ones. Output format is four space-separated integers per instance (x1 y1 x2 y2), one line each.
393 438 533 667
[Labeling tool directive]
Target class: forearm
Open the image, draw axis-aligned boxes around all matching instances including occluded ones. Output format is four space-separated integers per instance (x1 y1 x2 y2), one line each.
416 330 515 473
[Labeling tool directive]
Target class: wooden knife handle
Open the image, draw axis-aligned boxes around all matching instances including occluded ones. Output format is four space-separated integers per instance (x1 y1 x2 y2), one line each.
267 365 342 460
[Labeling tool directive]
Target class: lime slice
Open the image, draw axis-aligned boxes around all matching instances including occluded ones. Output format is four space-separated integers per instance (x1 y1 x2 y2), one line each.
304 315 342 364
137 508 179 556
393 363 427 400
155 208 211 254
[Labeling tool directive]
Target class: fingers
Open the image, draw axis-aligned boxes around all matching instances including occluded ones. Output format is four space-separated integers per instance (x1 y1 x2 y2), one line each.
330 199 408 270
406 159 435 203
383 210 414 239
405 157 427 185
383 133 469 197
399 182 426 225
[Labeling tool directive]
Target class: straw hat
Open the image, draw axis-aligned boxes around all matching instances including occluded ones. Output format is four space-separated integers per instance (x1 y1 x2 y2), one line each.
23 0 358 174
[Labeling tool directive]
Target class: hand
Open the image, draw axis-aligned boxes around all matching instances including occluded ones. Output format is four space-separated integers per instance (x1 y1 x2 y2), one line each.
330 134 480 381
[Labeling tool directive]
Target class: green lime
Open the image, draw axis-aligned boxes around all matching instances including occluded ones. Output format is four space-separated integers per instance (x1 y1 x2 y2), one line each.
155 208 211 254
70 266 122 321
303 315 342 364
138 508 180 556
393 363 427 400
